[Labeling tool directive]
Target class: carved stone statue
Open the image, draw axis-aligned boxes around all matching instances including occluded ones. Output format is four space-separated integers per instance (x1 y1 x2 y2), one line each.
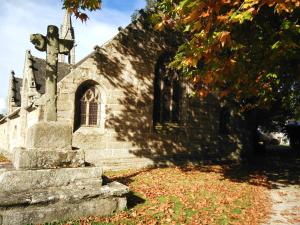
30 25 74 121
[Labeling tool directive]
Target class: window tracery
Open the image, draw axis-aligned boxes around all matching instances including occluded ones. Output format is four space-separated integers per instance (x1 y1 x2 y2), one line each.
79 87 99 126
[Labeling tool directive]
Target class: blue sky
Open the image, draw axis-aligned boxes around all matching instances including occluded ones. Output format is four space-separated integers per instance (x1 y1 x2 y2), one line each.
0 0 146 113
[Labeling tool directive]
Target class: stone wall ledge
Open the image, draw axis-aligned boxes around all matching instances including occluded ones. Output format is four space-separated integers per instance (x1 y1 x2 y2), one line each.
0 167 103 192
13 148 85 170
0 181 129 225
0 181 128 207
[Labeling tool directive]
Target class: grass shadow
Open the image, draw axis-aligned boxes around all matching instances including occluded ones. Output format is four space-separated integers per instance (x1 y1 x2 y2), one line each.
126 191 146 209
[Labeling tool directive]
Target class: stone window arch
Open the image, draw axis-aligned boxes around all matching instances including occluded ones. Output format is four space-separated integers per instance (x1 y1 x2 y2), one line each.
153 52 182 126
80 86 99 126
74 80 105 131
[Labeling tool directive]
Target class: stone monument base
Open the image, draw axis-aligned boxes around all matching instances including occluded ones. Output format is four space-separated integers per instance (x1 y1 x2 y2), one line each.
13 122 85 170
26 121 73 150
0 166 129 225
13 147 85 170
0 121 129 224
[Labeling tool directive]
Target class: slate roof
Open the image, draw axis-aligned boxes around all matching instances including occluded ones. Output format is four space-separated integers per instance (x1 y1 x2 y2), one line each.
31 56 72 94
11 56 72 108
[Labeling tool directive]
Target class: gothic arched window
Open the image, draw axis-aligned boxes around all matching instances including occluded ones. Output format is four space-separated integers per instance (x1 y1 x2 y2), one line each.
74 80 101 130
80 87 99 126
153 53 182 126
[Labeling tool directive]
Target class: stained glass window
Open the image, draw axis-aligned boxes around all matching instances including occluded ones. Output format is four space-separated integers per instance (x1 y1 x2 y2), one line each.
79 87 99 126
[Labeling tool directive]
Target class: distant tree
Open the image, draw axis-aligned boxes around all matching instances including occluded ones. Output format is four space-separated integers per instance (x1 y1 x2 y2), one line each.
146 0 157 10
131 0 158 21
131 9 140 21
0 114 3 120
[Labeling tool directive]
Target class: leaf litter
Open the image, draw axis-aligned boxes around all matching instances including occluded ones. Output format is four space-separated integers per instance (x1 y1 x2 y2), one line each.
58 165 271 225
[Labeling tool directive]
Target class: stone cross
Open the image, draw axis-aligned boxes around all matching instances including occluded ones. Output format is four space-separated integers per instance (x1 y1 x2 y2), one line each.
30 25 74 121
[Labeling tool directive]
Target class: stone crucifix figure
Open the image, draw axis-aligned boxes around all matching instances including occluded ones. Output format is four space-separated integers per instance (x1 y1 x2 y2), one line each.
30 25 74 121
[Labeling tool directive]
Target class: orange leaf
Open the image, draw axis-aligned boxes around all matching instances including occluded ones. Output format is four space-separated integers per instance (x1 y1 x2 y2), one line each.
219 31 231 47
154 22 164 31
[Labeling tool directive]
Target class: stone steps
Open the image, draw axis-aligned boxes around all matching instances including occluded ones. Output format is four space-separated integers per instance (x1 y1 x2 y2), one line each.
0 167 103 192
0 121 130 224
0 163 13 176
0 181 129 225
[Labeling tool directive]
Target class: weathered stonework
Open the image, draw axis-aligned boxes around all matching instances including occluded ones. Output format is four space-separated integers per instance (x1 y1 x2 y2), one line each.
13 147 85 169
0 167 103 192
25 121 72 150
0 167 129 225
0 10 252 171
0 14 130 224
30 25 74 121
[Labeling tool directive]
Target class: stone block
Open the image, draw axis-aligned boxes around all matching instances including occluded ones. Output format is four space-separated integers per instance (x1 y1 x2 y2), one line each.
57 101 72 111
106 96 120 104
13 147 36 169
99 156 156 171
26 121 72 150
107 104 126 112
0 181 129 225
72 129 107 149
13 148 85 170
58 93 71 102
0 167 103 192
84 149 113 164
106 141 129 150
111 148 136 157
117 197 127 211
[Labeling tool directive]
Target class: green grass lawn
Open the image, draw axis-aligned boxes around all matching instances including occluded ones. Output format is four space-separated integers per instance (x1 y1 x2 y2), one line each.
54 165 270 225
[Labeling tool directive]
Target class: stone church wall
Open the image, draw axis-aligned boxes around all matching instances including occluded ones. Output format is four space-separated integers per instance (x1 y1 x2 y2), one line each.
0 122 9 153
8 116 21 152
0 16 251 170
54 19 251 170
0 116 22 155
0 107 42 157
27 108 40 129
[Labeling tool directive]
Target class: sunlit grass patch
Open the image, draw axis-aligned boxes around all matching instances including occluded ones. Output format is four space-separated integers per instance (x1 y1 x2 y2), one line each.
46 165 270 225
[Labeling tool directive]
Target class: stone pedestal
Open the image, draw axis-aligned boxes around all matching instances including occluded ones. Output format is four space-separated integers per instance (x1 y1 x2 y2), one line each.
0 121 129 225
13 122 84 169
26 121 72 149
13 147 85 169
0 182 128 225
0 167 129 225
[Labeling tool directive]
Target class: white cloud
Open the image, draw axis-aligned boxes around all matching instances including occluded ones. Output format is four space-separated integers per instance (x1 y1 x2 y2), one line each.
0 0 139 103
0 97 6 114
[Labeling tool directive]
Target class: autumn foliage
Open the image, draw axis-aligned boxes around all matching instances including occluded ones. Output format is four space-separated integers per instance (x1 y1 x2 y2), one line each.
0 153 9 163
152 0 300 111
62 0 299 114
63 0 102 21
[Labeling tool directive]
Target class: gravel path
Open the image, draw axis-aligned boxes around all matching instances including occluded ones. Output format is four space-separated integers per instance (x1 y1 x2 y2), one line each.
257 146 300 225
263 183 300 225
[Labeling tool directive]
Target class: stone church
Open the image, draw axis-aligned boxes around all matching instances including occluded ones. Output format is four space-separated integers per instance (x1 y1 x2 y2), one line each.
0 11 251 170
